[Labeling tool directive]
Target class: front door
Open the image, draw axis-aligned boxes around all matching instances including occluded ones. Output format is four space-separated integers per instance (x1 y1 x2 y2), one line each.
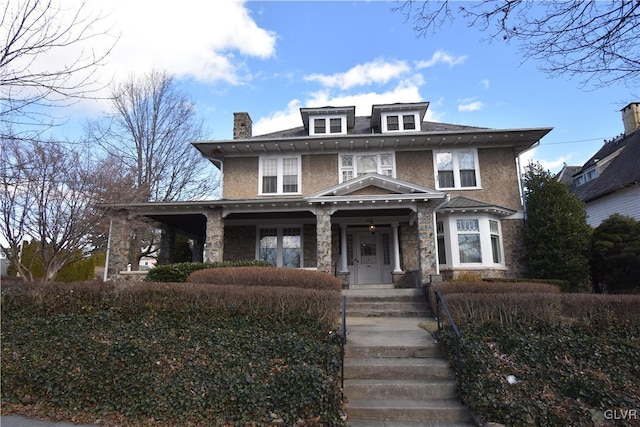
355 232 381 284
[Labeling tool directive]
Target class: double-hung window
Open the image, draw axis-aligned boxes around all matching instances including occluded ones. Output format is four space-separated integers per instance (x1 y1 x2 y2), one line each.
434 149 480 189
259 156 301 195
339 152 395 182
457 219 482 263
258 227 301 268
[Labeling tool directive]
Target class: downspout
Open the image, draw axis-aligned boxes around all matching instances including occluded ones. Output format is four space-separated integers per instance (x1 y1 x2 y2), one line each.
432 193 451 275
207 158 224 198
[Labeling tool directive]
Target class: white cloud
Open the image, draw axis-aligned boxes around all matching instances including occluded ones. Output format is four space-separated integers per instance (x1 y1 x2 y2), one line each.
304 58 410 90
11 0 277 114
519 149 572 174
479 79 490 90
415 50 467 69
254 76 428 136
458 100 484 112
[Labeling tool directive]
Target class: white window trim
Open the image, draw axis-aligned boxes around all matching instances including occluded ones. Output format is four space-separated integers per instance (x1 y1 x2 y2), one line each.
437 215 505 268
255 225 304 268
339 152 396 183
433 148 482 190
258 155 302 195
381 111 420 133
309 114 347 136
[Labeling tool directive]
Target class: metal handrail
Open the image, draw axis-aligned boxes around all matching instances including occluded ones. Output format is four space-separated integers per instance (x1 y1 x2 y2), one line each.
434 290 462 379
340 295 346 391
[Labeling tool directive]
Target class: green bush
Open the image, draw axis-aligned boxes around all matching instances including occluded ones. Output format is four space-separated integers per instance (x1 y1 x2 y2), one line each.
188 266 343 292
144 259 272 282
1 281 344 426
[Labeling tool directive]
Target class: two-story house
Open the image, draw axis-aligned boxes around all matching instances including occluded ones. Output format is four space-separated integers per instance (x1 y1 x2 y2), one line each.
105 101 552 286
557 102 640 227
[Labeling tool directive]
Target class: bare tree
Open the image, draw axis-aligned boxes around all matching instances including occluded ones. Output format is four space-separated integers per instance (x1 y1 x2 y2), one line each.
0 0 117 138
88 70 216 202
87 70 218 269
0 138 116 281
394 1 640 88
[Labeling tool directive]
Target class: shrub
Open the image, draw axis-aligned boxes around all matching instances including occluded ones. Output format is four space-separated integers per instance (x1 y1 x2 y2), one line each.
428 280 560 315
144 260 272 282
188 266 343 292
560 294 640 327
590 214 640 294
1 281 344 426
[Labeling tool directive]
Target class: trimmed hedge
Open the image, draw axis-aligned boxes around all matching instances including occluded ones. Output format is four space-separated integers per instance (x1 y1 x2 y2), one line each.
144 260 272 282
1 281 344 426
188 267 343 292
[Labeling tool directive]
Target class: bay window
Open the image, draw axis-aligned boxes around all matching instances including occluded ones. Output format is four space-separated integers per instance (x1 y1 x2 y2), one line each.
437 215 504 267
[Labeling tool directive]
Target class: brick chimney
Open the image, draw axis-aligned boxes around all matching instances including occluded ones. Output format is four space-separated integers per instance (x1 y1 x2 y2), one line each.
621 102 640 135
233 112 252 139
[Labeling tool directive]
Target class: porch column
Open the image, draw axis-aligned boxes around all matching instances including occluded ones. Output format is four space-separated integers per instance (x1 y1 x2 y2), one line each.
204 208 224 263
159 225 175 265
417 202 437 283
391 222 402 273
339 223 348 273
316 206 332 273
105 211 130 279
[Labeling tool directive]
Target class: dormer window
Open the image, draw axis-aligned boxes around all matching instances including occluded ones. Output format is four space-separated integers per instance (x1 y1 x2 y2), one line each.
381 112 420 133
310 115 346 136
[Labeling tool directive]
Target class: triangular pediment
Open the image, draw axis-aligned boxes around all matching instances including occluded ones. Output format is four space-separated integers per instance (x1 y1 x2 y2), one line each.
306 173 446 202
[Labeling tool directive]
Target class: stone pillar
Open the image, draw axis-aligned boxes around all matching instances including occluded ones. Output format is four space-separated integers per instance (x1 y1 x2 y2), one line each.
158 225 175 265
106 211 130 279
316 206 332 273
204 208 224 263
417 202 437 284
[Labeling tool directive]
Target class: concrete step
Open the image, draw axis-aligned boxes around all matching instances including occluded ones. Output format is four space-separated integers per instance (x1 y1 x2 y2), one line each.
344 378 457 400
347 308 432 318
344 357 454 380
345 398 474 423
344 288 425 302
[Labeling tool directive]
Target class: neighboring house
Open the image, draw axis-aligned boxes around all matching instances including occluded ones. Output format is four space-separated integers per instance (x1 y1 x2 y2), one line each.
105 101 552 286
558 103 640 227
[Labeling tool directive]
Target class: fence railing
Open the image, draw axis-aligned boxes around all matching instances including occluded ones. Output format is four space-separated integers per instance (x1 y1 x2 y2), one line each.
434 290 462 379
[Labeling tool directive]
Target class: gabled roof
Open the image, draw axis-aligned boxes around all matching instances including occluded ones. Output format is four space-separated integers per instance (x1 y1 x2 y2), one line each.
436 196 516 217
573 129 640 202
306 173 446 203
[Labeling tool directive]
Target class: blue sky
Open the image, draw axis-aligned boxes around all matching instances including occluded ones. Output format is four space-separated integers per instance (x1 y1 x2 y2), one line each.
45 0 640 172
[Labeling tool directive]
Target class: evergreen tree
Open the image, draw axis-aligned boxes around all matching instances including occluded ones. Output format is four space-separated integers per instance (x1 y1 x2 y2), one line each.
523 162 591 285
590 214 640 293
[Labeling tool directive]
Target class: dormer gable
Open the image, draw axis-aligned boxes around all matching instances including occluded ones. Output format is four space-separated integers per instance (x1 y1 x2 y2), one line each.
300 106 356 136
371 102 429 133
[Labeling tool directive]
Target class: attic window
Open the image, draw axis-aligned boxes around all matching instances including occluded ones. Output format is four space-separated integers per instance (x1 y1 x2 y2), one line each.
382 112 420 133
310 115 346 136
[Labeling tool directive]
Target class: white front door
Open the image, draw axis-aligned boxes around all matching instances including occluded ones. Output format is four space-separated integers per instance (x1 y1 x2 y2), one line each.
355 232 381 284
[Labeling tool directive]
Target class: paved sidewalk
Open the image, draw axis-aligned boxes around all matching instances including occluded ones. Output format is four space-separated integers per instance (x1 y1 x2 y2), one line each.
0 415 99 427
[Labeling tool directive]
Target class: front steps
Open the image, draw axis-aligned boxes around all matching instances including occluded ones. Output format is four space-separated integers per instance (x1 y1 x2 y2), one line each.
342 289 474 427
